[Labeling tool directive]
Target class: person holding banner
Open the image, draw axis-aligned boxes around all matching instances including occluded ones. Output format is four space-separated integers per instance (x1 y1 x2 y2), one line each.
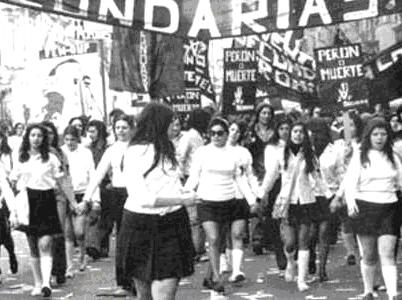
258 122 329 292
344 118 402 300
10 124 64 297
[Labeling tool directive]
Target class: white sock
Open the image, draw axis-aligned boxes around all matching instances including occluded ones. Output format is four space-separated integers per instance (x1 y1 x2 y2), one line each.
40 256 53 288
297 250 310 284
232 249 244 275
66 240 74 270
30 257 42 288
381 265 397 298
361 262 375 295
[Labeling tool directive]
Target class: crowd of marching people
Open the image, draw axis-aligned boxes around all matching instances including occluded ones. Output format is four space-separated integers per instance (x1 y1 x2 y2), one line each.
0 101 402 300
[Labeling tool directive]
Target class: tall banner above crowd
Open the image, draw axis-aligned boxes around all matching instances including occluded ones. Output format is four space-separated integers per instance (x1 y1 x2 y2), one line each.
365 40 402 105
314 44 369 110
234 32 316 101
184 39 215 101
2 0 402 39
222 48 257 115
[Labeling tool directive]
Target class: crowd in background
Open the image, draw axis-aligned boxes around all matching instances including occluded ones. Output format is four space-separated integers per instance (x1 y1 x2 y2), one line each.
0 101 402 300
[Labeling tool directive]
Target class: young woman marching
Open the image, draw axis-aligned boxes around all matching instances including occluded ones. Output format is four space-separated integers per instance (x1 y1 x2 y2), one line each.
61 126 99 277
84 114 134 293
258 122 329 291
0 130 18 276
184 117 256 293
85 120 109 260
117 103 197 300
10 124 64 297
262 118 292 276
307 118 335 282
222 119 259 282
42 121 76 285
344 118 402 300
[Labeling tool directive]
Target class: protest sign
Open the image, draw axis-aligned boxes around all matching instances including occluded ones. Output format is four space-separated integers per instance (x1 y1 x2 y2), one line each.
315 44 369 110
222 48 257 115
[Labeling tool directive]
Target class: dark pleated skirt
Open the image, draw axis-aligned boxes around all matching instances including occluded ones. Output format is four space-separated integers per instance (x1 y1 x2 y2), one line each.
116 207 195 282
27 188 62 237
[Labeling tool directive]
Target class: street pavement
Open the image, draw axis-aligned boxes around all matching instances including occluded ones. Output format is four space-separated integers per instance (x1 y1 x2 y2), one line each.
0 231 400 300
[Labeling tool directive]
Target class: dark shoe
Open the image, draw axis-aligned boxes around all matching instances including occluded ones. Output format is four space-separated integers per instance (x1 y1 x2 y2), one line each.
56 274 66 285
202 278 213 289
346 254 356 266
211 280 225 293
308 261 316 275
9 254 18 274
318 270 328 282
41 286 52 298
362 293 374 300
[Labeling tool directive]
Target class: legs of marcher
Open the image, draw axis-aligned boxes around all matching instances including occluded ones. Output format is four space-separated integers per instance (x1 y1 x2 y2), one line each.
133 278 152 300
27 235 42 293
281 221 297 282
72 214 87 270
318 220 330 281
357 234 378 296
230 219 246 280
38 235 53 289
151 278 179 300
64 214 75 277
297 223 312 291
202 221 221 282
378 235 398 299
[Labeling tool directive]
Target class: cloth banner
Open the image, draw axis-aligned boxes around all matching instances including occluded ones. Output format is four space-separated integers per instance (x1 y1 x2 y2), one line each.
2 0 401 39
314 44 369 110
234 32 316 100
222 48 257 115
365 41 402 104
184 39 215 100
164 93 201 113
109 27 184 98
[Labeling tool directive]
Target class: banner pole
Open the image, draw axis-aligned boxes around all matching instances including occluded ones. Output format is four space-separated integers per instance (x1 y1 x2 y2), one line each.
99 39 108 124
343 110 352 143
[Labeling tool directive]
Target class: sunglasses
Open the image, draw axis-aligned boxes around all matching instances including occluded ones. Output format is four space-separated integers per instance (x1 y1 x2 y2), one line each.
210 130 225 137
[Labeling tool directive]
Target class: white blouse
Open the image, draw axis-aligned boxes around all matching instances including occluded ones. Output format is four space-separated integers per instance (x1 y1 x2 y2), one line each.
123 144 183 215
259 150 330 204
84 141 128 201
344 149 402 205
11 152 63 190
62 144 96 195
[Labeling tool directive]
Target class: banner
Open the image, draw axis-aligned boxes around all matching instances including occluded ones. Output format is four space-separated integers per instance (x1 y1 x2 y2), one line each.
365 41 402 104
315 44 369 110
2 0 401 39
164 92 201 113
222 48 257 115
109 28 184 98
234 32 316 99
184 39 215 100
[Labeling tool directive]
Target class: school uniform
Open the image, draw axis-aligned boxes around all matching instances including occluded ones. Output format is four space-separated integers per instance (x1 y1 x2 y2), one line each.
344 149 402 236
185 144 256 224
117 144 194 282
10 153 63 237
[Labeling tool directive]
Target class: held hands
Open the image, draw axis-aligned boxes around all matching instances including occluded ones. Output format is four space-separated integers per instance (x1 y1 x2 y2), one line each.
75 201 90 215
347 199 359 218
180 190 200 206
329 195 343 213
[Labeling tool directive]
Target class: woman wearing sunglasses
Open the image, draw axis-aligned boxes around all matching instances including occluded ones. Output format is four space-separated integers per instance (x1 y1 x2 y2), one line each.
184 117 257 293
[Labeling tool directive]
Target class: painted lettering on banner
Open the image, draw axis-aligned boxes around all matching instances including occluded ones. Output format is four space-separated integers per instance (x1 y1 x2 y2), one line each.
2 0 401 39
315 44 369 110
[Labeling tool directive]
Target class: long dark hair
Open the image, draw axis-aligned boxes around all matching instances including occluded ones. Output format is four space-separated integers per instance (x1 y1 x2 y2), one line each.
187 108 211 135
130 103 177 177
19 124 49 163
307 117 332 158
0 131 12 155
267 117 292 146
41 121 62 155
251 102 275 130
86 120 108 145
284 122 316 174
360 118 395 168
